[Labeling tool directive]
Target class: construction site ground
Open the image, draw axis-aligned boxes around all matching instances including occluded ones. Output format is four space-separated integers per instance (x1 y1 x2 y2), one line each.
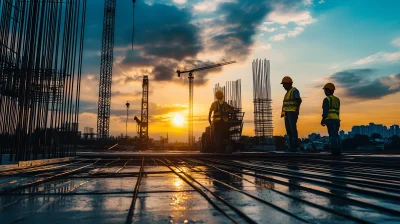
1 152 400 223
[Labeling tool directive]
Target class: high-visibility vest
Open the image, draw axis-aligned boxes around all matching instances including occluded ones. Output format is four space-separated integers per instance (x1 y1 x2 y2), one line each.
282 87 298 112
326 95 340 120
213 100 229 122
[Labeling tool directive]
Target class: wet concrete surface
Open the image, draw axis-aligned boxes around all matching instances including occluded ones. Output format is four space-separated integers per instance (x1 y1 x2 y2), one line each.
1 153 400 223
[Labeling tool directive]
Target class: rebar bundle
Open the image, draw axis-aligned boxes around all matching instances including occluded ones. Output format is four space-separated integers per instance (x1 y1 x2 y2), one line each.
0 0 87 162
214 80 244 140
252 59 273 137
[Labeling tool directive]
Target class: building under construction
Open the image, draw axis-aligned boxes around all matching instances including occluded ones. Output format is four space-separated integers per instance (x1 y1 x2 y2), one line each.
0 1 399 224
0 0 87 162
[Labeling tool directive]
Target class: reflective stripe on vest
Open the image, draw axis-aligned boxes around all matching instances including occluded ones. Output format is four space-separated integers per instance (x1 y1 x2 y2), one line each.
213 101 229 122
326 95 340 120
282 87 298 112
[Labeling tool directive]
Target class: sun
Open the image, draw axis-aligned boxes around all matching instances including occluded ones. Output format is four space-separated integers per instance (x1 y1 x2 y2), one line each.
173 114 184 126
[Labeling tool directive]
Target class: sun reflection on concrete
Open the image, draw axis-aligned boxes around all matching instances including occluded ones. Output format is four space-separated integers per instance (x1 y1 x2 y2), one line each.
173 177 183 189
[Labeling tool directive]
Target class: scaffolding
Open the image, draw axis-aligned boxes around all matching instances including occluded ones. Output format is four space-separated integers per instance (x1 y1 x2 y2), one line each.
252 59 273 138
0 0 87 162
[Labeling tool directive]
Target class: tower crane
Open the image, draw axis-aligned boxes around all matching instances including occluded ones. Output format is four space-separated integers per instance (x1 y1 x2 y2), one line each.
97 0 136 139
176 60 236 148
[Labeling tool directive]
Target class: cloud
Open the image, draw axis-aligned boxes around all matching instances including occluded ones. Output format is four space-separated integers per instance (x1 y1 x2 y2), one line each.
112 90 142 97
173 0 187 4
267 9 316 26
270 27 304 41
303 0 313 5
392 37 400 47
193 0 236 12
261 27 277 32
82 0 312 91
353 52 400 65
206 0 272 61
328 69 400 99
150 103 187 115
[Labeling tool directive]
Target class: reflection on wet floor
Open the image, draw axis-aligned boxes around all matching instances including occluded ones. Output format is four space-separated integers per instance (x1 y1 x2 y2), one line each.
0 155 400 223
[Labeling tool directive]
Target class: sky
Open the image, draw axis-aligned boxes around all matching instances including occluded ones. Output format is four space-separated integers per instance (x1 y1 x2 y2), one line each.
79 0 400 141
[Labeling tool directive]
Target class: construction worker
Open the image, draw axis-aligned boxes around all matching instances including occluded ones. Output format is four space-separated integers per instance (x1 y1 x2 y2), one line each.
321 83 341 156
208 90 232 153
281 76 302 151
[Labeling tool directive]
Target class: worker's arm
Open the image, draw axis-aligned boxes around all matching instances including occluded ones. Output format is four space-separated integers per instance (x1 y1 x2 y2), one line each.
296 98 302 115
293 89 302 116
208 110 212 125
321 98 329 126
208 102 214 125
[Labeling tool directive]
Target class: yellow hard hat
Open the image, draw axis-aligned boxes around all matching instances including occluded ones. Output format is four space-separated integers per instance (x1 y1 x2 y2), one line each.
323 83 335 91
215 90 224 99
281 76 293 84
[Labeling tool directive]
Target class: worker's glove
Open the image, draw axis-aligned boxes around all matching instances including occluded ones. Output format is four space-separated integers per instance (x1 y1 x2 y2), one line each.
320 119 326 126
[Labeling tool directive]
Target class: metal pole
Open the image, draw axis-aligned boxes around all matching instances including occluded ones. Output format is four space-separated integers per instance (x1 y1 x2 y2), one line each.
126 101 130 138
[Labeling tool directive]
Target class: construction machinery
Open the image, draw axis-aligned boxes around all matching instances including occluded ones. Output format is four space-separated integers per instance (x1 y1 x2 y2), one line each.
97 0 136 139
177 61 236 148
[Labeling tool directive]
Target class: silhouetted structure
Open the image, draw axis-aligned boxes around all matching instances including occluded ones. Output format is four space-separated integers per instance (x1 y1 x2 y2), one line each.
97 0 136 139
140 76 149 140
252 59 273 137
177 61 236 148
214 80 244 141
97 0 116 139
83 127 95 140
0 0 87 162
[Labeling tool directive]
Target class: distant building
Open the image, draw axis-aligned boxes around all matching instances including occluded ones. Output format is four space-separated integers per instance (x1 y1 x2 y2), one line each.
389 125 400 137
350 123 399 138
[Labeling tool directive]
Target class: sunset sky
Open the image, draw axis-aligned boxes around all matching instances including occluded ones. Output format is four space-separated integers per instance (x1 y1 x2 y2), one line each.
79 0 400 141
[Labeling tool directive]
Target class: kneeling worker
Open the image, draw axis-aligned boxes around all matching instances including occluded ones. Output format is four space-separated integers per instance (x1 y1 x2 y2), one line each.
208 90 232 153
321 83 341 156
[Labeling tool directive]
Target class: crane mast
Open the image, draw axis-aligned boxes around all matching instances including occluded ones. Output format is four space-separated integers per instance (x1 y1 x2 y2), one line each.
97 0 136 139
177 60 236 148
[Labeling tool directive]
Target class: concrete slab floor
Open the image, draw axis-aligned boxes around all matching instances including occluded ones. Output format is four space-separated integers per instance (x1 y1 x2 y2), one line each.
0 154 400 223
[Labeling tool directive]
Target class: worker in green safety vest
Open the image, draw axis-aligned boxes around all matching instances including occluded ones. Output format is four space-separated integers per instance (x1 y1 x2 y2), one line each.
321 83 341 156
281 76 302 151
208 90 232 153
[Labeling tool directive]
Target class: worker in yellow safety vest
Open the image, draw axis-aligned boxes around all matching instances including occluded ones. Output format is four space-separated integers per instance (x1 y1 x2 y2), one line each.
281 76 302 151
208 90 232 153
321 83 341 156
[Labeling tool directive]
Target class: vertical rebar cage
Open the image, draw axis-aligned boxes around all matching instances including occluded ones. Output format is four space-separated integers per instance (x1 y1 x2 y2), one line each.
252 59 273 138
0 0 87 162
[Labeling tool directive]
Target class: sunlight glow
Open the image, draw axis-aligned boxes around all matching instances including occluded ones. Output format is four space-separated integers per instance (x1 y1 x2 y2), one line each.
173 114 184 126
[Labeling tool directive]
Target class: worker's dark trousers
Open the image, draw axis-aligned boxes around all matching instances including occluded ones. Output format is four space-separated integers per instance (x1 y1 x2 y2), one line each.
284 112 298 150
213 121 229 153
326 119 341 154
